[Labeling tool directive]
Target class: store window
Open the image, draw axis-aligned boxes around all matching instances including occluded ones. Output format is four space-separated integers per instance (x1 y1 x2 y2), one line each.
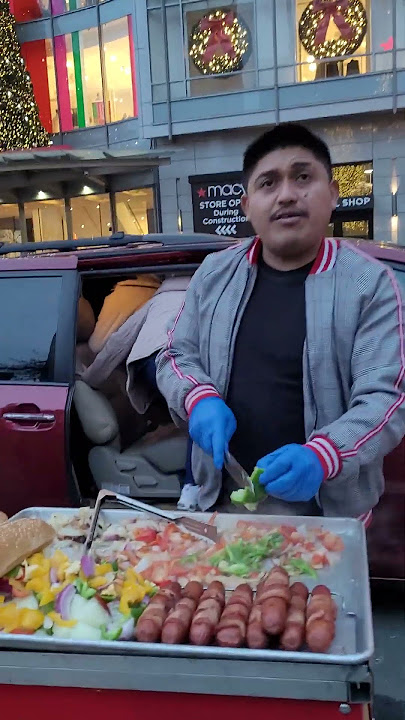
54 28 104 131
70 193 112 239
102 17 137 122
185 3 255 97
115 189 156 235
0 205 21 245
329 162 373 239
10 0 50 22
21 39 59 134
24 200 68 243
296 0 369 82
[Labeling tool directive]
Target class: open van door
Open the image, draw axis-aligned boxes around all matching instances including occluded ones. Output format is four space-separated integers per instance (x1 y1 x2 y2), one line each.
0 256 79 517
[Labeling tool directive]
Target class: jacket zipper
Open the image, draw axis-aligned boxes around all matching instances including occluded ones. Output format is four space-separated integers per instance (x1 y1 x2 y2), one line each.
223 265 257 398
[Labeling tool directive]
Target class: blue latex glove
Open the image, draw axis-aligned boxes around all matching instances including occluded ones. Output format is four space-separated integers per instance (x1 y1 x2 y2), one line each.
257 444 325 502
189 397 236 470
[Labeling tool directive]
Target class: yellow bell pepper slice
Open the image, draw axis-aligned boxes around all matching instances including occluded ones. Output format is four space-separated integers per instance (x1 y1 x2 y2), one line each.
19 609 44 631
39 589 56 606
48 611 77 628
95 563 113 576
88 576 108 589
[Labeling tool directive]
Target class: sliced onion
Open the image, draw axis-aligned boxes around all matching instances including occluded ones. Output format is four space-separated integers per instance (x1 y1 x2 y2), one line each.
120 617 135 641
49 568 58 584
55 583 75 620
141 596 150 606
80 555 95 578
95 595 111 615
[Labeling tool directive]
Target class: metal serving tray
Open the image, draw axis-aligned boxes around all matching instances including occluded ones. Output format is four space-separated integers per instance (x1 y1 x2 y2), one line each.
0 507 374 666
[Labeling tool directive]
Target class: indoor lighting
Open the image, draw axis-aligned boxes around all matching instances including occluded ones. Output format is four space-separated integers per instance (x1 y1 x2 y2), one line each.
66 60 73 69
364 169 373 175
141 216 145 221
307 55 315 63
81 224 85 229
392 192 398 218
36 190 47 200
125 67 131 75
96 205 100 209
110 55 117 62
309 63 317 72
82 185 92 195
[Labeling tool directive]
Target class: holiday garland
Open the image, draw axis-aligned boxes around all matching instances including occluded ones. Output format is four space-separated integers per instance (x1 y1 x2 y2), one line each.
299 0 367 60
189 9 249 75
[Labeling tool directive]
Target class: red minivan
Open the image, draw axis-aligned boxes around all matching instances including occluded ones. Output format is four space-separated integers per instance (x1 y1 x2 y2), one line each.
0 233 403 581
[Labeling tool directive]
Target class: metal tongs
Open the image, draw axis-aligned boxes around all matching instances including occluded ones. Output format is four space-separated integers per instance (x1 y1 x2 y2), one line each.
83 489 220 555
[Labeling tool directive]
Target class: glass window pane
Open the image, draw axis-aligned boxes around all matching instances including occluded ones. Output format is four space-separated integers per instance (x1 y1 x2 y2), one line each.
185 4 256 97
296 0 369 83
115 189 156 235
48 0 96 15
341 220 369 238
333 162 373 197
0 205 21 244
102 17 136 122
21 39 59 134
55 30 104 130
24 200 68 243
11 0 50 22
0 275 62 382
70 194 112 239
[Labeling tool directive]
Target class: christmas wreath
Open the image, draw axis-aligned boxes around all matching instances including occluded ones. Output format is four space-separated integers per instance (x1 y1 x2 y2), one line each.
298 0 367 60
189 9 250 75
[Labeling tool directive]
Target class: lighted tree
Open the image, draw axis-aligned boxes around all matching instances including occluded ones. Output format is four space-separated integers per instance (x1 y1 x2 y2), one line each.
0 0 49 151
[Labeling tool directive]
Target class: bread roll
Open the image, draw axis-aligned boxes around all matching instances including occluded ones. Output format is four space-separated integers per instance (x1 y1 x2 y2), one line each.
0 519 55 577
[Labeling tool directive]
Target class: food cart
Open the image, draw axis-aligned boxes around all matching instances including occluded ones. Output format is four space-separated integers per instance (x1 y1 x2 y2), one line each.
0 508 374 719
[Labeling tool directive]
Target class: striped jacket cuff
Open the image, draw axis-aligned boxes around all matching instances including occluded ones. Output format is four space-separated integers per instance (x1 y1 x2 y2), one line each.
185 384 221 415
304 435 342 480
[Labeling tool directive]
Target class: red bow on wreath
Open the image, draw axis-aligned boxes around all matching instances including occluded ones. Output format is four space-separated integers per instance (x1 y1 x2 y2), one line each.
200 12 237 63
313 0 354 46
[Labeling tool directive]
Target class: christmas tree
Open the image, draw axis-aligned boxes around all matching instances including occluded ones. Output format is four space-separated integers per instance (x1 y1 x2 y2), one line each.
0 0 50 151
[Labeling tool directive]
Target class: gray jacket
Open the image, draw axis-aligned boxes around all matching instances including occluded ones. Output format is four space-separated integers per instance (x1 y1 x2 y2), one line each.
156 237 405 517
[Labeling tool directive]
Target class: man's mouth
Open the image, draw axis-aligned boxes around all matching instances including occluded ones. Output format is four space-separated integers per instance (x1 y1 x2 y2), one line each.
271 210 307 221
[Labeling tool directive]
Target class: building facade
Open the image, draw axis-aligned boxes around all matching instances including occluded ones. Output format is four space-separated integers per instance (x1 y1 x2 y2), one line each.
2 0 405 244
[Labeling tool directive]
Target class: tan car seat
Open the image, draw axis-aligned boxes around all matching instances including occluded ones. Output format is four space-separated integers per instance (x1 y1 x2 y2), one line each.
73 380 187 498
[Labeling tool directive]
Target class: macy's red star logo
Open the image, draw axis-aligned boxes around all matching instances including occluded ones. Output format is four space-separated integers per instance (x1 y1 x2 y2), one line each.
197 188 206 197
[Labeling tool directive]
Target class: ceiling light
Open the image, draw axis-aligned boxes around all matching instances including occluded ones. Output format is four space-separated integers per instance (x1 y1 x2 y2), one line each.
309 62 317 72
81 224 85 229
37 190 47 200
307 55 315 63
110 55 117 62
96 205 100 209
82 185 92 195
364 169 373 175
141 216 145 221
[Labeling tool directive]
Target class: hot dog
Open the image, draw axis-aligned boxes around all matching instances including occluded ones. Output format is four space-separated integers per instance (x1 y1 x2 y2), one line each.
189 581 225 646
257 566 290 635
247 604 268 649
182 581 203 602
280 582 308 651
136 581 182 643
306 585 336 653
216 584 253 648
161 596 197 644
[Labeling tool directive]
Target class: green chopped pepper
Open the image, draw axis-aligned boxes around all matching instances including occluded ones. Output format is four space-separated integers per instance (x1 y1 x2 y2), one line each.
230 467 266 511
74 578 97 599
101 625 122 641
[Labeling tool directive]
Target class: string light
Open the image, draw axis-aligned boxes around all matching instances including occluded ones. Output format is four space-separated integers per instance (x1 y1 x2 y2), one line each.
299 0 367 60
189 9 250 75
333 163 372 197
0 0 50 151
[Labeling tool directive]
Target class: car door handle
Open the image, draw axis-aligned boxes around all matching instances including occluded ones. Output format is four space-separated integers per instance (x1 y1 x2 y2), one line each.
3 412 55 423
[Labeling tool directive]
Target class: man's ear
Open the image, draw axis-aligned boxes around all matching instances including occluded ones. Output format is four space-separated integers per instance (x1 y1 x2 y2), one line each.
241 193 249 219
330 179 339 210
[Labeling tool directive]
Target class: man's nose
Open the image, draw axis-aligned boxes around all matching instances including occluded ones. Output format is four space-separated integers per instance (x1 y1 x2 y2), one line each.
277 178 299 203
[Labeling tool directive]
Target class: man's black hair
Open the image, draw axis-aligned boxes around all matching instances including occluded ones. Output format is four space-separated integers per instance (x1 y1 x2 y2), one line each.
243 123 333 185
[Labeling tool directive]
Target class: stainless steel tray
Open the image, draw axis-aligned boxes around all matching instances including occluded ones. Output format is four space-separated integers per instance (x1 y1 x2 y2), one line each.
0 507 374 666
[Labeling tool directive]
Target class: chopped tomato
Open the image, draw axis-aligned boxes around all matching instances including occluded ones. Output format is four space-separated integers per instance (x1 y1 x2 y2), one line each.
290 532 305 545
303 542 316 553
312 552 330 567
279 525 297 539
156 523 178 551
321 533 344 553
133 528 157 544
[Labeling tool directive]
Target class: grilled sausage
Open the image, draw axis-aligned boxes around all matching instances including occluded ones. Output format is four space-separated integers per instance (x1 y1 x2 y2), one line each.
306 585 336 653
161 596 197 644
216 584 253 648
280 582 309 651
136 581 181 642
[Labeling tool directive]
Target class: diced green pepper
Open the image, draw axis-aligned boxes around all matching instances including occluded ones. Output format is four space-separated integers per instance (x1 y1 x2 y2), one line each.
101 624 122 641
130 604 146 622
5 565 22 579
111 560 119 572
286 558 317 578
74 578 97 599
230 466 266 511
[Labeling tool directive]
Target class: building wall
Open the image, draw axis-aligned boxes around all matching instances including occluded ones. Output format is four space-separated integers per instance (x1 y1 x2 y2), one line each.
158 113 405 244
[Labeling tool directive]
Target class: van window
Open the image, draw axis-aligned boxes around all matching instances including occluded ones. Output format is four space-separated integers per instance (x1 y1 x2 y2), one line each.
0 276 62 382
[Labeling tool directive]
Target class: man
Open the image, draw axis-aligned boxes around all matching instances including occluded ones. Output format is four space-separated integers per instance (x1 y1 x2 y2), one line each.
156 124 405 519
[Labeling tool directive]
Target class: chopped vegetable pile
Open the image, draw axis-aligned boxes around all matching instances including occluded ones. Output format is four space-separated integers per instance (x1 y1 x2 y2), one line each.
0 549 156 639
230 467 266 511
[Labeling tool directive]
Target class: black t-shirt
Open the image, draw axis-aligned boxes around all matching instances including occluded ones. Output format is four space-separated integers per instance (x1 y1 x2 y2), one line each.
226 255 313 475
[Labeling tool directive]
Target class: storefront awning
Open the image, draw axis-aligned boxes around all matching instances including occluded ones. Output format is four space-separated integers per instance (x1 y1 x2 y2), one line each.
0 147 171 202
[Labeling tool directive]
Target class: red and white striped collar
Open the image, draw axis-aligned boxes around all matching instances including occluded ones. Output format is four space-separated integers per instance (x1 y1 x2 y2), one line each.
247 236 339 274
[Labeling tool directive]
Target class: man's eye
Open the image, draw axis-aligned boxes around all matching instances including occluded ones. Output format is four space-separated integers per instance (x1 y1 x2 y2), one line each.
297 173 309 181
262 178 274 187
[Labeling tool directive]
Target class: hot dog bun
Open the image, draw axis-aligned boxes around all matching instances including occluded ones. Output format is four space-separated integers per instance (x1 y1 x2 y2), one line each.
0 518 55 577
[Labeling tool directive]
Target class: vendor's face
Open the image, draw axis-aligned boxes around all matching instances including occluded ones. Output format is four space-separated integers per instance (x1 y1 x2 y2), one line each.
242 146 338 267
